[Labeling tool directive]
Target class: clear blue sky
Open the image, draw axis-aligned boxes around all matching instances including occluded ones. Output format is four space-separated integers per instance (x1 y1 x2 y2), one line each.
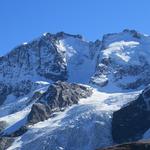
0 0 150 55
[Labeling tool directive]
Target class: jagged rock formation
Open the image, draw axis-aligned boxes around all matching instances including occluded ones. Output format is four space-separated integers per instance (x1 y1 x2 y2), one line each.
27 81 92 124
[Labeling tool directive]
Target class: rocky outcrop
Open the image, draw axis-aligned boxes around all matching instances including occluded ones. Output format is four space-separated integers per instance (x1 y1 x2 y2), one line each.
27 81 92 124
112 86 150 143
28 103 52 124
97 140 150 150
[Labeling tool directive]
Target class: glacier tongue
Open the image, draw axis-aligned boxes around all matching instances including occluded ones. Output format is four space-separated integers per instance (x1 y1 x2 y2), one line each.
7 89 140 150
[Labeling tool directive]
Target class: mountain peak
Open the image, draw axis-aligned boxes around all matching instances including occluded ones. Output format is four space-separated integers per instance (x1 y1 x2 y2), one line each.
41 31 83 40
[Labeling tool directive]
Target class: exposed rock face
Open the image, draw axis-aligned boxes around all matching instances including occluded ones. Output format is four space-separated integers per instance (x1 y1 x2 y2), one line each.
27 81 92 124
97 140 150 150
112 85 150 143
28 103 52 124
39 81 92 107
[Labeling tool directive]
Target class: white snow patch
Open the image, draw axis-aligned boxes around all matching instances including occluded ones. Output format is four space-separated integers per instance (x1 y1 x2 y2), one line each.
35 81 50 85
103 41 139 63
23 42 28 45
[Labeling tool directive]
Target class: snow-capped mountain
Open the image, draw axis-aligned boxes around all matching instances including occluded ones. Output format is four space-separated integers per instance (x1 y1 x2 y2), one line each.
0 32 99 85
1 29 150 150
